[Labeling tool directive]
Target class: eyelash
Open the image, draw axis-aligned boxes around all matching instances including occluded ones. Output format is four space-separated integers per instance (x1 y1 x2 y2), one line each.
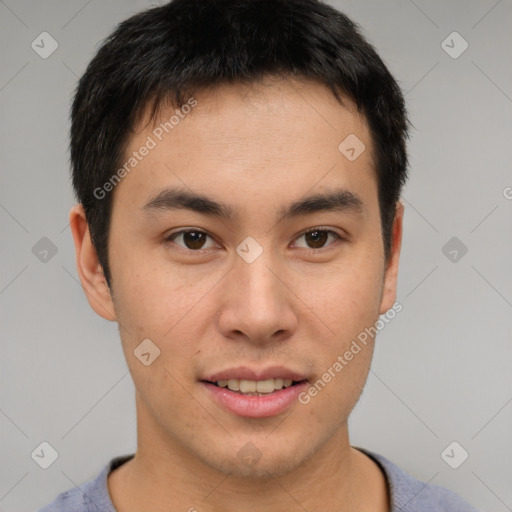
164 227 344 253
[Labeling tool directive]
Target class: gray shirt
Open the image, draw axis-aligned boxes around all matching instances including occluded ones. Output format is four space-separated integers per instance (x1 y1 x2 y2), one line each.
37 447 479 511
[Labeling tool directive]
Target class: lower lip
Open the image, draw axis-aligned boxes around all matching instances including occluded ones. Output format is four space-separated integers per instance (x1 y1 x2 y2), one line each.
201 381 309 418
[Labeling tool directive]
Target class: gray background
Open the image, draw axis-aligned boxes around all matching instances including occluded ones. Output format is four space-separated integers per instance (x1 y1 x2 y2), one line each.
1 0 511 511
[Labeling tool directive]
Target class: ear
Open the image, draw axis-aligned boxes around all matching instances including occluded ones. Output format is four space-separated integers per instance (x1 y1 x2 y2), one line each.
379 201 404 315
69 203 117 322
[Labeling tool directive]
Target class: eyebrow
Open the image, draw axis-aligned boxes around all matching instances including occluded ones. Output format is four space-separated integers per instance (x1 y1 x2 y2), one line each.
142 186 365 221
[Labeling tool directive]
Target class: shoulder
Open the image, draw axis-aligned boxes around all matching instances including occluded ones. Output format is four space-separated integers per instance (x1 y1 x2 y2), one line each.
35 454 135 512
36 487 90 512
355 447 480 512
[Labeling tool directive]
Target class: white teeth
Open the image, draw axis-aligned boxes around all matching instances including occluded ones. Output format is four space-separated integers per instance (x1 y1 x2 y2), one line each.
227 379 239 391
256 379 275 393
239 380 257 393
215 378 298 394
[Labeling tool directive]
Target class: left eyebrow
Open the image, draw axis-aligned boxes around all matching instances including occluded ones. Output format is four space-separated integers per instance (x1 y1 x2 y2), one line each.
277 188 365 220
142 186 365 221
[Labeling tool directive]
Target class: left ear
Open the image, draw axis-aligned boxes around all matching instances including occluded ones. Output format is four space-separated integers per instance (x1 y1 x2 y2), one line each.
379 200 404 315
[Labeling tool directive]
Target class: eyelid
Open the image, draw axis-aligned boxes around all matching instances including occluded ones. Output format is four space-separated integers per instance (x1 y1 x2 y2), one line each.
292 226 344 250
164 228 220 252
165 226 345 252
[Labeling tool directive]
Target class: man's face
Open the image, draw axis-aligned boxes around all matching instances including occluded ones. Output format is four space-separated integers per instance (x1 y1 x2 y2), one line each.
82 77 402 479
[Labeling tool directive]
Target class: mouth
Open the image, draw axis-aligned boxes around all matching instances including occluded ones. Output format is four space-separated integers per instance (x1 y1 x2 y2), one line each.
201 378 308 396
200 378 310 418
199 366 310 417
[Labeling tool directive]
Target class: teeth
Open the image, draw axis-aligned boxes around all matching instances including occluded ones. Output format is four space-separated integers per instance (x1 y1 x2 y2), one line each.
255 379 274 393
215 378 297 394
240 380 257 393
227 379 239 391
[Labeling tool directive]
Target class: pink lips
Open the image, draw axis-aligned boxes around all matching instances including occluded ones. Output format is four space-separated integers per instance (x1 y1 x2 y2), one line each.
202 365 308 383
200 365 309 418
201 380 309 418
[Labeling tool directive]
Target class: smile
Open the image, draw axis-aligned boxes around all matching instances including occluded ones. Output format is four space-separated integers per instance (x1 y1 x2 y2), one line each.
213 378 299 395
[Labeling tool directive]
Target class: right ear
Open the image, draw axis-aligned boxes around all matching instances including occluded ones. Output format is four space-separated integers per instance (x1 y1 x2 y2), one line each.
69 203 117 322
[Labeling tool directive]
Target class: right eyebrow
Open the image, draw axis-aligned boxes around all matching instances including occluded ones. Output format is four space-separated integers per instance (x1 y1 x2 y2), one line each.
141 186 366 223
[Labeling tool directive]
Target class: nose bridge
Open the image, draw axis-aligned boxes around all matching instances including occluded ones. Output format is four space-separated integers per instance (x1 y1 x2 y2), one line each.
218 236 297 341
235 240 284 311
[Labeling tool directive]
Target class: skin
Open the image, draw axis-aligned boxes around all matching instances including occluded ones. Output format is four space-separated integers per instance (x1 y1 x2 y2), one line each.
70 76 404 512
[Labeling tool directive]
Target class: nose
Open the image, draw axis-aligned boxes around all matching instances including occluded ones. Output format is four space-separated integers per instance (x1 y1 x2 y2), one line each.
217 247 299 345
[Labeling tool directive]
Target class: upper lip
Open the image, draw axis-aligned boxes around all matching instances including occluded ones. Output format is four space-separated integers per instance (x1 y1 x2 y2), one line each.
202 366 308 382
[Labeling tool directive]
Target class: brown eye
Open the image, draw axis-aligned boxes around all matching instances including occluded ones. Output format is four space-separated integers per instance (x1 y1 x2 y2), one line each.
166 230 216 251
294 228 342 250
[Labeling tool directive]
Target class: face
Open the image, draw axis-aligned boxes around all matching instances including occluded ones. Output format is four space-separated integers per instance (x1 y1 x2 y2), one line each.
72 76 403 480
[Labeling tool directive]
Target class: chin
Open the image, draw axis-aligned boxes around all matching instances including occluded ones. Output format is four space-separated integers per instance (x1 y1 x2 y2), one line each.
200 440 318 481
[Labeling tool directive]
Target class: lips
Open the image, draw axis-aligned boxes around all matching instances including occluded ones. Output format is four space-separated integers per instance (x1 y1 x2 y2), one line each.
201 379 310 418
201 365 309 383
199 365 310 417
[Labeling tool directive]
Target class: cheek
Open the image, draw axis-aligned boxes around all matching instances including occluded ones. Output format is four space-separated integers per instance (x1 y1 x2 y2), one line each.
302 256 384 334
297 256 383 393
297 269 381 421
111 247 211 337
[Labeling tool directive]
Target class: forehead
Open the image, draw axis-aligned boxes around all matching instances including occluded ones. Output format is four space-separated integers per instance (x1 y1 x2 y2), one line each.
135 76 372 155
114 77 377 216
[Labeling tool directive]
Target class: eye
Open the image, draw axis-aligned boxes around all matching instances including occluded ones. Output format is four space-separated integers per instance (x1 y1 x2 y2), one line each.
164 227 344 253
293 227 343 250
164 229 218 251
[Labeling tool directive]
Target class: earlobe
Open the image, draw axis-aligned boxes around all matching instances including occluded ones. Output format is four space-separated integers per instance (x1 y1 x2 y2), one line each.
379 201 404 315
69 203 117 322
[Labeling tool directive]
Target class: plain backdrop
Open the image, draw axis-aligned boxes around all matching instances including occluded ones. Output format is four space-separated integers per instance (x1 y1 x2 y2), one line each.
1 1 511 511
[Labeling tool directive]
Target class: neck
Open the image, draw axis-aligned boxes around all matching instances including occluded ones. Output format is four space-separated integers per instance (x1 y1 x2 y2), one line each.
108 396 389 512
